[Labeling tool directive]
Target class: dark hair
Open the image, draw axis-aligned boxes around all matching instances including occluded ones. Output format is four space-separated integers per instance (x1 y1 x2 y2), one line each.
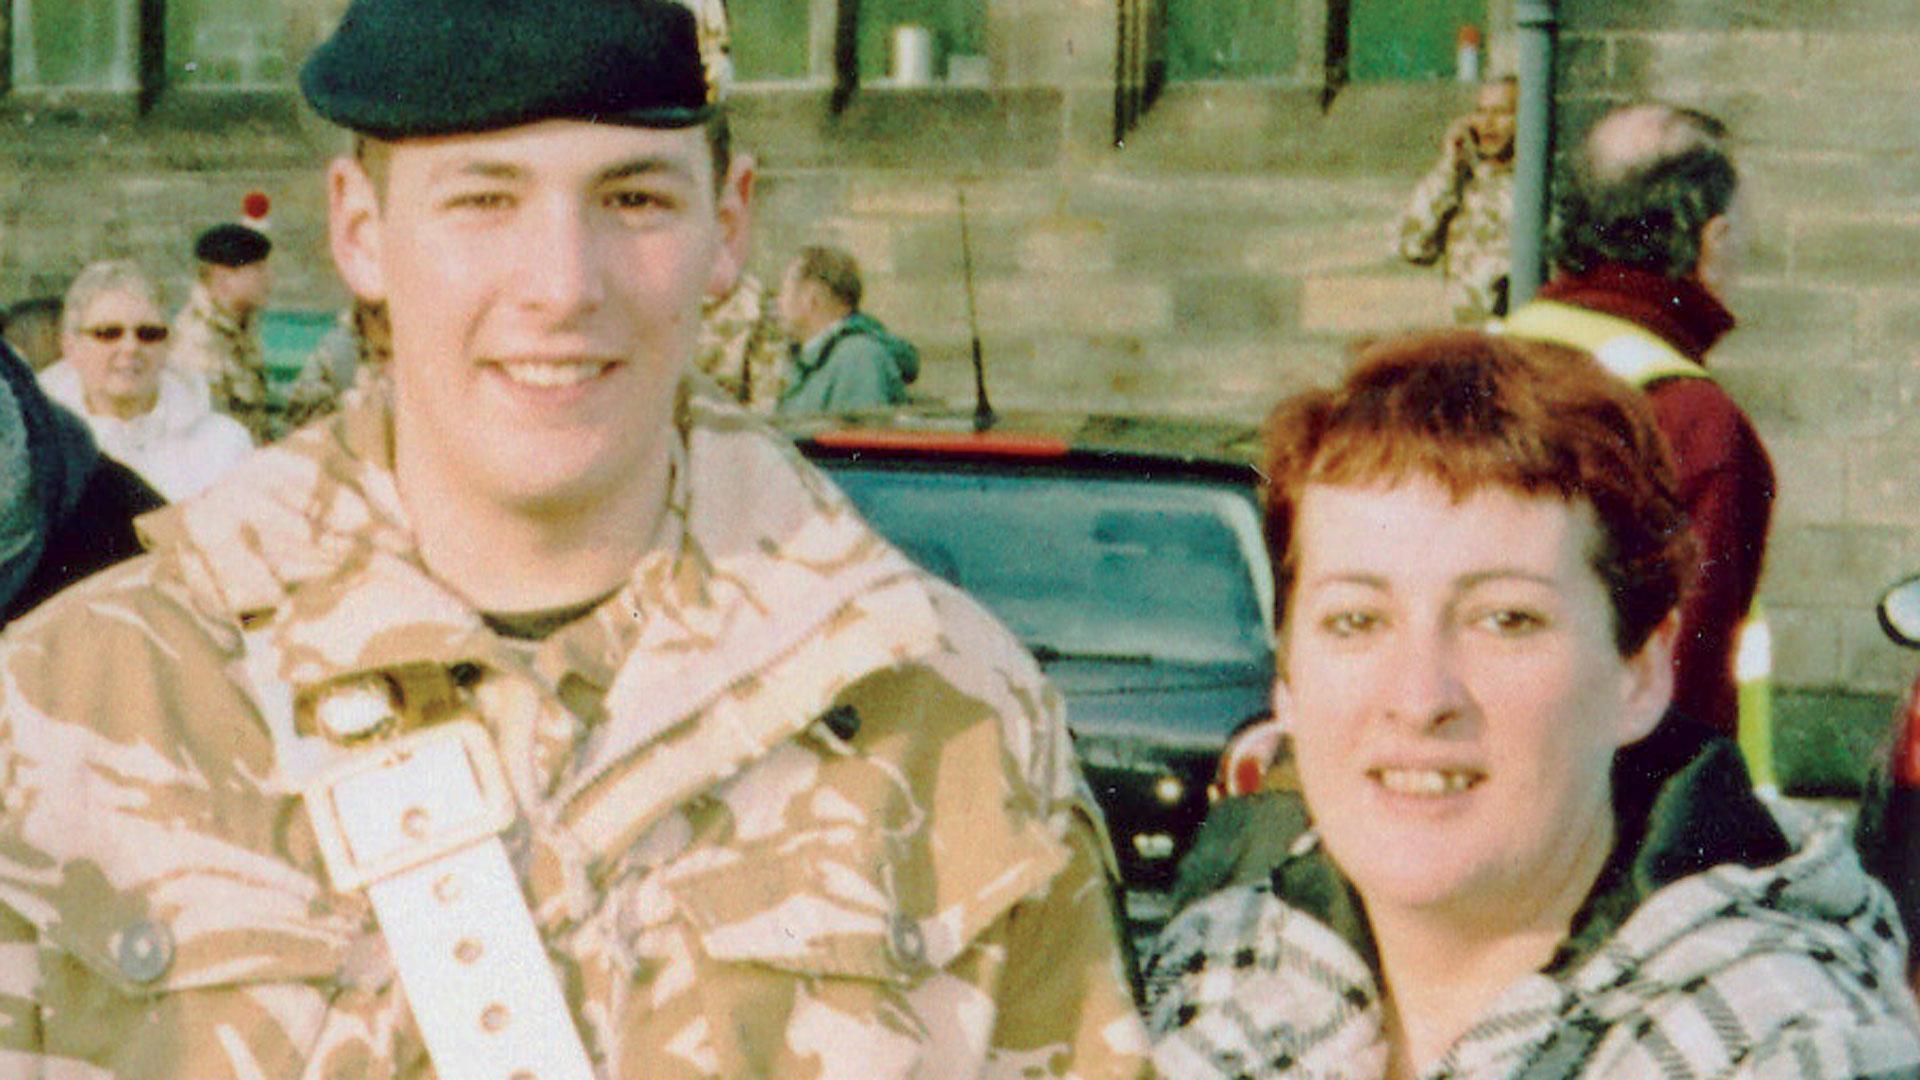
1551 104 1736 279
791 245 863 310
1261 329 1694 656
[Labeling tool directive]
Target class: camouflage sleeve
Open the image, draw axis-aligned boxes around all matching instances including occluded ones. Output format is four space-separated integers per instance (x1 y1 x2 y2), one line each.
213 362 280 445
280 321 362 431
0 903 40 1056
984 807 1151 1078
1396 148 1467 266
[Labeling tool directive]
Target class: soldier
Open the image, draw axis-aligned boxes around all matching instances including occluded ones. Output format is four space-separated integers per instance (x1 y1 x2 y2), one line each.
694 271 787 410
1397 76 1517 325
0 1 1148 1077
171 221 278 443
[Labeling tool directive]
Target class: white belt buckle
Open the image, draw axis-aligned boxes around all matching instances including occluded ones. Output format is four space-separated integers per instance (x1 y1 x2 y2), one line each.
304 720 516 894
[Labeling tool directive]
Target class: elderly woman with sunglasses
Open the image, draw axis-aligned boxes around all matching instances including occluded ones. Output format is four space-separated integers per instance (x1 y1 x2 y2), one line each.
1147 330 1920 1079
38 260 251 501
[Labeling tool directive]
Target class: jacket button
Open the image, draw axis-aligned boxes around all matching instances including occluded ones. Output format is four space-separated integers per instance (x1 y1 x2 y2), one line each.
820 704 861 742
314 677 400 742
888 912 927 971
114 920 175 985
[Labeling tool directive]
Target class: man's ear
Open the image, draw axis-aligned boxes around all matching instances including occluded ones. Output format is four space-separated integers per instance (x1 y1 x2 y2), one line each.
328 156 387 303
1616 611 1678 749
708 154 756 299
1696 213 1734 302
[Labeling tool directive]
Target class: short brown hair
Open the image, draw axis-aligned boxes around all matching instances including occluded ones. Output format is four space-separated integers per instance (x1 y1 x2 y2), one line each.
1261 329 1693 655
789 245 863 310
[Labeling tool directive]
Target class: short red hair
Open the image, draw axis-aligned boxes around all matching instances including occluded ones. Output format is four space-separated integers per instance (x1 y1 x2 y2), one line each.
1262 329 1694 655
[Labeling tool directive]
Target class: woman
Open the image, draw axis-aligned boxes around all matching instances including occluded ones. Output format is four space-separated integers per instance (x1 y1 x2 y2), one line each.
1147 330 1919 1078
38 260 251 501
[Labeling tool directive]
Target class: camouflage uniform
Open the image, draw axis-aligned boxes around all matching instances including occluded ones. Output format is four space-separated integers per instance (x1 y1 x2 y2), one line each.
696 273 788 411
0 379 1150 1078
1396 146 1514 325
171 281 278 444
281 306 387 432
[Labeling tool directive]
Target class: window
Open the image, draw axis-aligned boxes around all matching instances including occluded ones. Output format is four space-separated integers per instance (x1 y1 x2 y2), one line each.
1350 0 1487 81
1161 0 1490 84
9 0 143 91
727 0 984 84
167 0 291 88
1165 0 1299 81
9 0 291 96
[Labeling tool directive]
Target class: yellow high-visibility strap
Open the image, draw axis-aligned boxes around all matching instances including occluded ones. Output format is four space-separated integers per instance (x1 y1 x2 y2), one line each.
1502 300 1773 788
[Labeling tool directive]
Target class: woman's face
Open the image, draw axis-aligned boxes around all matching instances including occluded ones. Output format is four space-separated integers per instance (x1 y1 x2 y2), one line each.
64 288 169 420
1280 477 1672 926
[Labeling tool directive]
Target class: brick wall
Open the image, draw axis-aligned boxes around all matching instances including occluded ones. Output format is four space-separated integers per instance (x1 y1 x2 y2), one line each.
1557 0 1920 699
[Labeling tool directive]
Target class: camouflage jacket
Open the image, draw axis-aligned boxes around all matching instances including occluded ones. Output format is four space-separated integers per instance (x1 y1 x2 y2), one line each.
696 273 788 413
0 382 1149 1078
171 282 277 444
1396 147 1514 325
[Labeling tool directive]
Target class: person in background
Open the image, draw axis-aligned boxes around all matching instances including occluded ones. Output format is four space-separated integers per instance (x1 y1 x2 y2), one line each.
3 296 64 372
1 340 163 629
1504 102 1772 748
1147 329 1918 1079
172 221 279 443
0 0 1147 1074
1397 76 1517 324
775 244 919 412
39 260 252 501
695 270 787 410
280 301 390 430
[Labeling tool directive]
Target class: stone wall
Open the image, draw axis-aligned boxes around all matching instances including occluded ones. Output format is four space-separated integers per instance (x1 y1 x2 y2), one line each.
1556 0 1920 702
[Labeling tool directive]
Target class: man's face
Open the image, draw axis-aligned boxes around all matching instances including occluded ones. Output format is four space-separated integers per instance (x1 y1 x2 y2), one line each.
328 119 750 518
1470 81 1518 163
63 288 168 420
774 262 816 340
211 261 274 318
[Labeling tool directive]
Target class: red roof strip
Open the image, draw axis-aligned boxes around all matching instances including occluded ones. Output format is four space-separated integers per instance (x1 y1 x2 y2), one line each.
809 427 1072 458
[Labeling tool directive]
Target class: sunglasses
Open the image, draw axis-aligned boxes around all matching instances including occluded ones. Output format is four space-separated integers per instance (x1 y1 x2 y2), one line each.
84 323 170 344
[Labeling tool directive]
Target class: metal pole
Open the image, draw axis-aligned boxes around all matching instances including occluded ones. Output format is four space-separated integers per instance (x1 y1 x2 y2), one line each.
1509 0 1557 307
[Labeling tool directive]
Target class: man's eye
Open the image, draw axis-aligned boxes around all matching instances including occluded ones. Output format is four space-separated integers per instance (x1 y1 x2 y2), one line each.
446 191 511 211
607 190 669 212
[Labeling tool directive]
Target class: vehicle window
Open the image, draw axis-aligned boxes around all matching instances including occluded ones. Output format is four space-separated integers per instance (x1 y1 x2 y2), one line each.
826 464 1274 666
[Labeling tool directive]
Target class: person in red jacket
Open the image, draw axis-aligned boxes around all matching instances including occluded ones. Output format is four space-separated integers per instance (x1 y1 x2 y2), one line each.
1506 103 1773 746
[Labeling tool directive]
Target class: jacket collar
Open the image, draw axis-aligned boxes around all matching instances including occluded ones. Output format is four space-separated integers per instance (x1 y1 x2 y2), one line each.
1273 732 1789 978
1535 262 1736 362
138 379 933 810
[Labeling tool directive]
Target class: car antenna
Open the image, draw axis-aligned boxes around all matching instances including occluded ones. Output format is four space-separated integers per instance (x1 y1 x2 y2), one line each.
957 185 995 432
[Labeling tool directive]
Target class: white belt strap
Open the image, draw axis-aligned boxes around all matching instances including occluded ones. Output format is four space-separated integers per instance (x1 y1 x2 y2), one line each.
304 720 597 1080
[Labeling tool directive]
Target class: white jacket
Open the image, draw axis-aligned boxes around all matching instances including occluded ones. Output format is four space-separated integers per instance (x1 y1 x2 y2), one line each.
39 361 252 501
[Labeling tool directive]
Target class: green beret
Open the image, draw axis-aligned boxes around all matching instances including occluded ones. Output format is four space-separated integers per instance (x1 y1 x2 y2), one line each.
300 0 717 139
194 223 272 267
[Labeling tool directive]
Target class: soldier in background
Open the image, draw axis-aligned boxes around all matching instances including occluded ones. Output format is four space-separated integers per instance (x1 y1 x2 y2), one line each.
1397 76 1517 324
694 270 787 410
171 222 279 442
280 301 391 430
0 0 1147 1076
